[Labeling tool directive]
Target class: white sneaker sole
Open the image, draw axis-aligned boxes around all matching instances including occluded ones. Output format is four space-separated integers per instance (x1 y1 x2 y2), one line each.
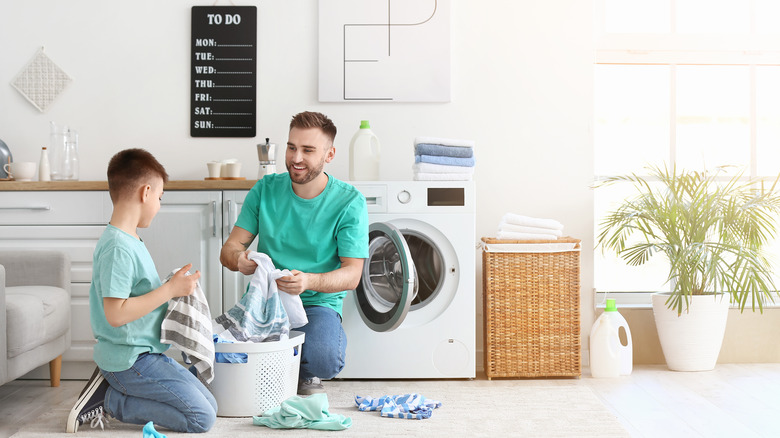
65 372 105 433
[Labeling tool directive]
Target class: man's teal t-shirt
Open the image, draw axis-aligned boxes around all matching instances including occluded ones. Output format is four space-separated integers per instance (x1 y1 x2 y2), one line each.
234 172 369 316
90 224 168 372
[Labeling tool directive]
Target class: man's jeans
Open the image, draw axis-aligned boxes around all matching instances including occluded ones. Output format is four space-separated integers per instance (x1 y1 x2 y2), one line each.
296 305 347 380
102 353 217 433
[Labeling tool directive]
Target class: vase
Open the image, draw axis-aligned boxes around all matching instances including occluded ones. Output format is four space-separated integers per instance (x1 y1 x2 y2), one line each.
651 292 729 371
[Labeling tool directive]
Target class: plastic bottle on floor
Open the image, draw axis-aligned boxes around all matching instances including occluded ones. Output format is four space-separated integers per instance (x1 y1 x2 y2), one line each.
589 313 620 378
349 120 380 181
590 298 633 377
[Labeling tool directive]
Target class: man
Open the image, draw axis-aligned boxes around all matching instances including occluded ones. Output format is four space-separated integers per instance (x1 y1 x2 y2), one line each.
220 111 368 394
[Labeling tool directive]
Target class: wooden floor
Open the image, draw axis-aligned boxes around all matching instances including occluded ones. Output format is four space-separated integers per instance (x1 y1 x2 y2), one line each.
1 364 779 437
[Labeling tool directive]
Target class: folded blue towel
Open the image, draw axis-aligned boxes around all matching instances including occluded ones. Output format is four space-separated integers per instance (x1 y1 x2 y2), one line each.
415 154 475 167
415 143 473 158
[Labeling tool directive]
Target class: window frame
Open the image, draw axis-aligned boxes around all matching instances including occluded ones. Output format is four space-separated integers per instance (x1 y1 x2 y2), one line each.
593 0 780 307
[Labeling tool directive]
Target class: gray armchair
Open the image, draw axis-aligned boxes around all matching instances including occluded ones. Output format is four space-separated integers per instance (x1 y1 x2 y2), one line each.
0 251 71 387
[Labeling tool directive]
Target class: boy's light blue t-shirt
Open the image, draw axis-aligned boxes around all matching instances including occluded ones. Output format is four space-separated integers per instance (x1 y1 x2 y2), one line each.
90 224 168 372
234 173 369 316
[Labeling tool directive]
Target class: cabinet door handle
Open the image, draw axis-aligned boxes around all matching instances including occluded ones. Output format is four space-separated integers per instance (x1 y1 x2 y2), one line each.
227 199 234 233
212 201 217 237
0 205 52 211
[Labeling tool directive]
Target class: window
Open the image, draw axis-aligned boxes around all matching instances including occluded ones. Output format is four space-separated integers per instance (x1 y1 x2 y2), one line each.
594 0 780 304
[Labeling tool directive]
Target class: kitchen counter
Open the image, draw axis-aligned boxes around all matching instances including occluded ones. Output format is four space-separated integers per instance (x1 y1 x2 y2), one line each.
0 180 258 191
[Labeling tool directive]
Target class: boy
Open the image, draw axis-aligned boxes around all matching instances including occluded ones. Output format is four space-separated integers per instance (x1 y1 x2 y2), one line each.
66 148 217 433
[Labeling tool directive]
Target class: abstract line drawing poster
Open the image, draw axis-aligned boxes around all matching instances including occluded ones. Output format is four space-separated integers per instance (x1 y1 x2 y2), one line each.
318 0 451 102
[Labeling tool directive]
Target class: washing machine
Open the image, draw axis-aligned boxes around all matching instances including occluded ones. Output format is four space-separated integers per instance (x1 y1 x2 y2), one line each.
338 181 476 379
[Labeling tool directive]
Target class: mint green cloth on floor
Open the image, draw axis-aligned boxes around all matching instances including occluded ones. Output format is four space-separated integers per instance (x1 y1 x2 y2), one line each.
253 394 352 430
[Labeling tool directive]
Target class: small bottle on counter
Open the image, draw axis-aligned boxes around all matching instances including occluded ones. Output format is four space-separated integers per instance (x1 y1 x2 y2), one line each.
39 146 51 181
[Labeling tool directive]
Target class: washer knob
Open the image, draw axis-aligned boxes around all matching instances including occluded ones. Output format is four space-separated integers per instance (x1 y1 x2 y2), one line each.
397 190 411 204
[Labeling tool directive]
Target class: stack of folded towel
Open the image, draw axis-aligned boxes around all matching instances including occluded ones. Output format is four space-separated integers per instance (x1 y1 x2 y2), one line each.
497 213 564 240
413 136 475 181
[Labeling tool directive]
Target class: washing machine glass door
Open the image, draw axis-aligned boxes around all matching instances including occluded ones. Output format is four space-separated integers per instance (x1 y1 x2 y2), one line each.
355 222 418 332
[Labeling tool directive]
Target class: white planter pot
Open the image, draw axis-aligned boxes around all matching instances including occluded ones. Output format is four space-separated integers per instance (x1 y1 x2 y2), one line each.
651 293 729 372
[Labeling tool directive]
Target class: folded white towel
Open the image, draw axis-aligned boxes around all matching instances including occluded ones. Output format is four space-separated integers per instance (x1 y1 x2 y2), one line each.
413 162 475 174
497 230 559 241
413 172 472 181
498 222 563 237
502 213 564 231
414 136 475 149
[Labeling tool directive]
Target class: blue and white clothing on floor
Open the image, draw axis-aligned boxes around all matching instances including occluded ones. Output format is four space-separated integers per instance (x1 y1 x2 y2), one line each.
355 394 442 420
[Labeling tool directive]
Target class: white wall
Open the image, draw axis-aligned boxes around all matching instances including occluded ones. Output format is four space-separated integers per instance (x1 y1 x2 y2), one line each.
0 1 595 364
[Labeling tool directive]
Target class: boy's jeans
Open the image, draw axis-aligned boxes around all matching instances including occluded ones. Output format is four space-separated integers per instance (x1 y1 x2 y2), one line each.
296 305 347 380
102 353 217 433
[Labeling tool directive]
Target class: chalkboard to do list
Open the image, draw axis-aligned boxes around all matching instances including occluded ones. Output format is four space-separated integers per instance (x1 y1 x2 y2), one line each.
191 6 257 137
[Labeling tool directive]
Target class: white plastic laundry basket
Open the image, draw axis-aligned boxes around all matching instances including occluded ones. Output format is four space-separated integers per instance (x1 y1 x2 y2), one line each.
210 331 304 417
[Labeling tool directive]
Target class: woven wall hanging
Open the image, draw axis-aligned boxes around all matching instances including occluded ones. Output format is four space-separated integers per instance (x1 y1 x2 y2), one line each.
11 47 72 112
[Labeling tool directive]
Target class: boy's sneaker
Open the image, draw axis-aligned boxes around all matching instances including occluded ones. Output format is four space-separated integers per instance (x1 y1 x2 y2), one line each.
66 367 110 433
297 376 325 395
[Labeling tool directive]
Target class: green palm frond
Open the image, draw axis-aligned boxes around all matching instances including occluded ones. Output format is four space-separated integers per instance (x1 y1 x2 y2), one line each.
595 163 780 314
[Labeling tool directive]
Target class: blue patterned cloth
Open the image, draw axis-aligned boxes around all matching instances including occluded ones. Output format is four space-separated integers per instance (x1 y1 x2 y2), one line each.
355 394 442 420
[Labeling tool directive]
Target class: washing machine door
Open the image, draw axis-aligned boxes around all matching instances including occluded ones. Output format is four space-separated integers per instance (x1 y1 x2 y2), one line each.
355 222 417 332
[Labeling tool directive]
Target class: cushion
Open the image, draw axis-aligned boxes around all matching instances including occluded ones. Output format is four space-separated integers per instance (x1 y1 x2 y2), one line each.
5 286 70 358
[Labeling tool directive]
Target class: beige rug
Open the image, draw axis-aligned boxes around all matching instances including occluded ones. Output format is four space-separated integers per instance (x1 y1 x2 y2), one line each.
12 379 628 437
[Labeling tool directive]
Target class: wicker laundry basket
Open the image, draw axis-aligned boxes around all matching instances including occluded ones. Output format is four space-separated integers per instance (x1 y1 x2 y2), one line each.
481 237 581 379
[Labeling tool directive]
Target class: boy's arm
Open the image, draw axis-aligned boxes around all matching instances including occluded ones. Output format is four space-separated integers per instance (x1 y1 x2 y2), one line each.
103 264 201 327
275 257 364 295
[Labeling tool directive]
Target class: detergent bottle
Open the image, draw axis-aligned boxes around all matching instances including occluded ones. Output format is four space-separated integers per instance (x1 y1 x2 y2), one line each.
589 298 633 377
589 313 620 378
349 120 380 181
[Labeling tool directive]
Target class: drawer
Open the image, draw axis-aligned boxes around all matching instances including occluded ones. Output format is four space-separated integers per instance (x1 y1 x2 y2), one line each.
0 191 111 225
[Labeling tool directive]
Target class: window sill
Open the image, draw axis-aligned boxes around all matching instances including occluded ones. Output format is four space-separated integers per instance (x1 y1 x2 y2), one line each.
596 292 780 310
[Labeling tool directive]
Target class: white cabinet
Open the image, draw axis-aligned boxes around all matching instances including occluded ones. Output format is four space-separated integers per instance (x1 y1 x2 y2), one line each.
139 191 223 317
0 191 112 378
222 190 250 310
0 188 253 379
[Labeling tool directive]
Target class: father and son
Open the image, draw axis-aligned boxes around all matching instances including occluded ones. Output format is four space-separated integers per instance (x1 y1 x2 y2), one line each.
65 111 369 433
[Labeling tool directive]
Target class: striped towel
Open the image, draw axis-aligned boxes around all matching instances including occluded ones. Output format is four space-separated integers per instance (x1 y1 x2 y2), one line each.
160 269 215 383
213 252 294 343
355 394 442 420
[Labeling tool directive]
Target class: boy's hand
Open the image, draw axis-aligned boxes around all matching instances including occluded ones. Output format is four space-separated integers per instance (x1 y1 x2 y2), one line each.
237 251 258 275
169 263 201 298
276 270 308 295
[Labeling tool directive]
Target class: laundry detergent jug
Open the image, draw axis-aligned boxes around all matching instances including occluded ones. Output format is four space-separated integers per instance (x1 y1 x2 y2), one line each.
589 298 633 377
349 120 380 181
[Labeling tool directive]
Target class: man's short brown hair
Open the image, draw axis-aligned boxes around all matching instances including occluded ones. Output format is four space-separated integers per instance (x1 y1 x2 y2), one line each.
289 111 337 145
107 148 168 202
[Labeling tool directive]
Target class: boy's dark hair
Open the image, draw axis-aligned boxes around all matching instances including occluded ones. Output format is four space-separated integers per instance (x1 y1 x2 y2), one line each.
107 148 169 202
289 111 337 145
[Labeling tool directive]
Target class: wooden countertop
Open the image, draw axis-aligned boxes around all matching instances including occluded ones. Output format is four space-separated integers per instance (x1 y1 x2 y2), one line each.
0 180 258 191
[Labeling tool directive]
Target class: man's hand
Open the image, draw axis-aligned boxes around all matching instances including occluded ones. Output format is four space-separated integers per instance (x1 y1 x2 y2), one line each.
276 270 308 295
237 250 259 275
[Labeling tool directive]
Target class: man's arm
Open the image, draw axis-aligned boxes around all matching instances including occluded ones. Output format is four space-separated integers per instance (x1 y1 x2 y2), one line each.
275 257 364 295
219 225 258 275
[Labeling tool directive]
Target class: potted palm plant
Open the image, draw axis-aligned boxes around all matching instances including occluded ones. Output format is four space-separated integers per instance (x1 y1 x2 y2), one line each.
596 163 780 371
